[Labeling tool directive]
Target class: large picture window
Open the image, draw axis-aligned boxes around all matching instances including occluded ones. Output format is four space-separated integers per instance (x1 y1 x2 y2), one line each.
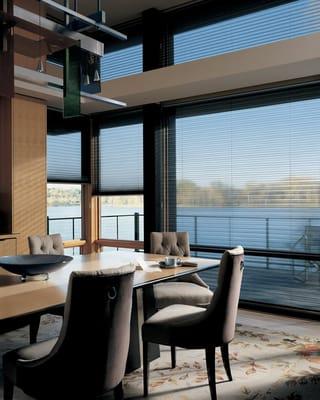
173 0 320 64
174 86 320 253
169 85 320 312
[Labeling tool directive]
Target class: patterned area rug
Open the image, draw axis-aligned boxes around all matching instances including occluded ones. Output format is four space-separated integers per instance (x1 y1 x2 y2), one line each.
0 316 319 399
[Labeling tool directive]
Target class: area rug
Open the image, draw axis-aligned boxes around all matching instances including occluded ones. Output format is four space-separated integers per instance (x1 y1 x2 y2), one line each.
0 316 319 399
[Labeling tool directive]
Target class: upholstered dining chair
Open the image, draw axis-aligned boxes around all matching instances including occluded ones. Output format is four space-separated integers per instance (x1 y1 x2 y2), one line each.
27 233 65 344
151 232 213 309
3 264 136 400
28 233 65 255
142 246 244 400
150 232 214 367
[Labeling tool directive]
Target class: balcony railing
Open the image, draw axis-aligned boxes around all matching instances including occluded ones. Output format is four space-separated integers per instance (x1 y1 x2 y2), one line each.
47 216 82 240
47 212 320 259
47 212 320 312
101 212 143 241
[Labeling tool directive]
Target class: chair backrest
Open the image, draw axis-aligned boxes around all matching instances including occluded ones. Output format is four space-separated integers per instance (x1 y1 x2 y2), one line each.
150 232 190 256
28 233 64 255
18 264 136 399
205 246 244 344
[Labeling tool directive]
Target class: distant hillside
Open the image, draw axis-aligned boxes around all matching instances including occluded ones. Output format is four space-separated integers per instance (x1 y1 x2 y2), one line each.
47 177 319 208
47 187 143 207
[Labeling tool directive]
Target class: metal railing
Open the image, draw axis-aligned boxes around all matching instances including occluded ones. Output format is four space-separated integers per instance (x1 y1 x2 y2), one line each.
100 212 143 241
47 212 320 261
47 216 82 240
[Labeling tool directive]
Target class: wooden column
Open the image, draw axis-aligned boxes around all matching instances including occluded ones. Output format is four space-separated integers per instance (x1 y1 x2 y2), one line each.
82 184 100 254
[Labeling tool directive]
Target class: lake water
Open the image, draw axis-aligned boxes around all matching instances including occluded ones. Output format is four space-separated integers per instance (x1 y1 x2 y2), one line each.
48 205 320 256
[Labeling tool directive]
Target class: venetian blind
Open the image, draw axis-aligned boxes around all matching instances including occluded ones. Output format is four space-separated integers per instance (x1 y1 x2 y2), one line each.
173 0 320 65
170 85 320 254
101 30 143 81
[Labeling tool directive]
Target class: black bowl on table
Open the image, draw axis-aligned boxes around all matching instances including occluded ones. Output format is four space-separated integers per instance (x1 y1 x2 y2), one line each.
0 255 73 280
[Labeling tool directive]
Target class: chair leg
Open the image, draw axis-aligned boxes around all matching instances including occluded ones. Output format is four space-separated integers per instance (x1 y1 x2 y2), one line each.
205 347 217 400
143 341 150 397
114 381 124 400
29 314 41 344
221 343 232 381
170 346 176 369
3 376 14 400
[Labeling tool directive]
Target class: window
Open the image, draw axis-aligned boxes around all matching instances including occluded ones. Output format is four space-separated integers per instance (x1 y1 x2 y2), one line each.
174 86 320 253
47 112 89 254
173 0 320 64
101 30 142 81
47 131 86 183
47 183 82 253
96 115 143 194
100 195 144 244
168 85 320 312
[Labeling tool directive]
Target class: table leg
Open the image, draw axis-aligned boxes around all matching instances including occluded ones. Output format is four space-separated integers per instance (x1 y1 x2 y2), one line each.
143 286 160 362
125 286 160 373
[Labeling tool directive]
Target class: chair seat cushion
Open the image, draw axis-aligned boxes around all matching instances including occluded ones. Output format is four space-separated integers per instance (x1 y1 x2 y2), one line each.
142 304 206 348
154 282 213 309
3 338 58 383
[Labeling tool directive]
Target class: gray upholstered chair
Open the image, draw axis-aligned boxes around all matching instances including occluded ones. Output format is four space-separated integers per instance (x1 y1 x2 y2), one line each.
142 246 244 400
151 232 213 309
27 233 65 343
3 264 136 400
28 233 65 255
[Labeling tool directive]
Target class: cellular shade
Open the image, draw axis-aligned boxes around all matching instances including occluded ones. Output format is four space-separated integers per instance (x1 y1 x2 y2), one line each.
169 85 320 255
173 0 320 64
47 131 83 183
97 119 143 194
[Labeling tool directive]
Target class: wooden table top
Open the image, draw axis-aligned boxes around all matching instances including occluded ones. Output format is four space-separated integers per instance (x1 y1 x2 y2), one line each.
0 251 219 322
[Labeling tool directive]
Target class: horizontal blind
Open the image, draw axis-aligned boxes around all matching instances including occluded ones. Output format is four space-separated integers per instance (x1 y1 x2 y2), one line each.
173 0 320 64
171 85 320 254
97 118 143 194
47 131 84 183
101 32 142 81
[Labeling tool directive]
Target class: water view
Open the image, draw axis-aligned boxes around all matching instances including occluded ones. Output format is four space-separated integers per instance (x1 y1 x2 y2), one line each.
48 205 320 255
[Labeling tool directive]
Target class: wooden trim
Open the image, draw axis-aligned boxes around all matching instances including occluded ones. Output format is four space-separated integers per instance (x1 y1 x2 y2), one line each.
82 184 100 254
95 239 144 250
63 239 86 249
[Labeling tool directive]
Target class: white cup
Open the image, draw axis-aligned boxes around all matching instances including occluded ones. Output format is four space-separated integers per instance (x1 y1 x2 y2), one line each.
164 257 181 267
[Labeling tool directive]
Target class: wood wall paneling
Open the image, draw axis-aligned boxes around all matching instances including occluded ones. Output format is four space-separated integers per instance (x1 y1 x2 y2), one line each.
0 237 17 255
12 96 47 254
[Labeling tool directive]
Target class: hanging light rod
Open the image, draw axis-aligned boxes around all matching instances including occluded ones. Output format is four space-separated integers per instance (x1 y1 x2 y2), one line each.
81 92 126 107
39 0 127 41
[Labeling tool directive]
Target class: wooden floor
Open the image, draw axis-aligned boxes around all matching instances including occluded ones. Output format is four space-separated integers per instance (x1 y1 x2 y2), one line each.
201 262 320 312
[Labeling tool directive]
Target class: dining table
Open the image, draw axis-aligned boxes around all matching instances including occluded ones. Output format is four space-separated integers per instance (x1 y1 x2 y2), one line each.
0 250 220 371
